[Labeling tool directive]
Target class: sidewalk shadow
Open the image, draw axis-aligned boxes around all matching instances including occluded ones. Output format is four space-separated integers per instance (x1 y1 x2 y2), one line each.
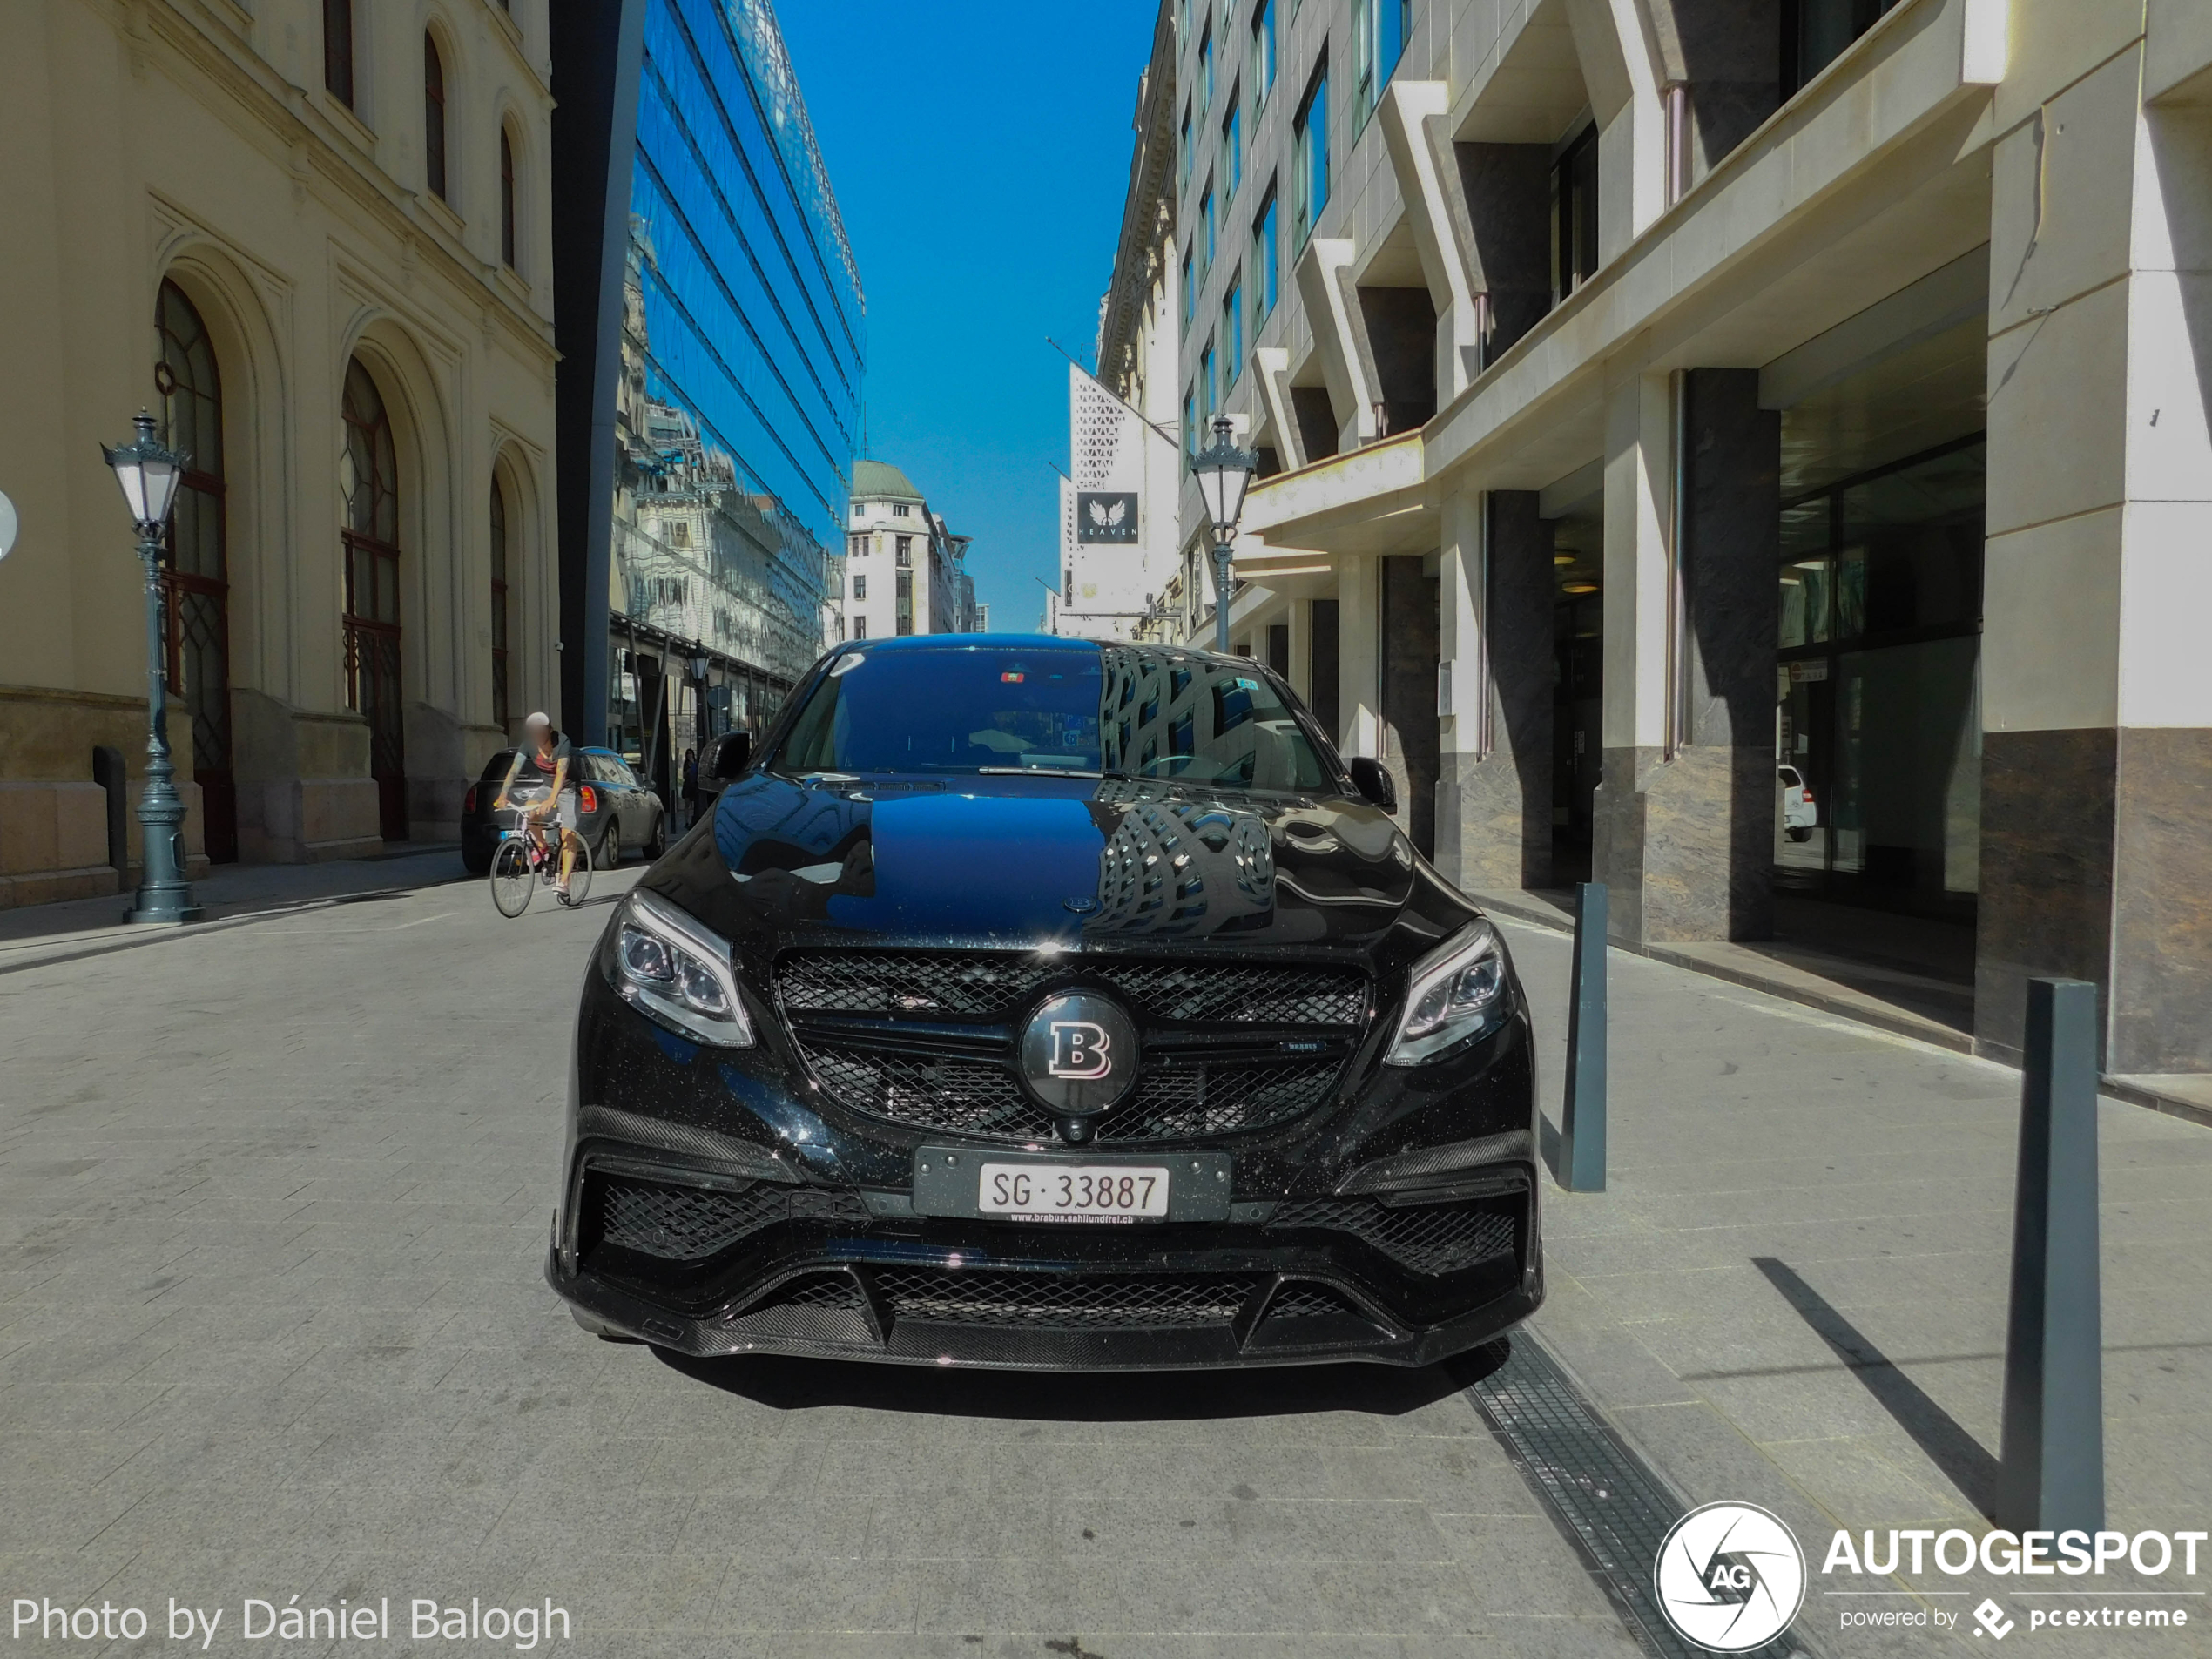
1753 1256 1998 1518
1539 1113 1562 1185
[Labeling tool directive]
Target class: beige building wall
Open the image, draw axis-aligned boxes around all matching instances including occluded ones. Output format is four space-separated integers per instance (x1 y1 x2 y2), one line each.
0 0 560 904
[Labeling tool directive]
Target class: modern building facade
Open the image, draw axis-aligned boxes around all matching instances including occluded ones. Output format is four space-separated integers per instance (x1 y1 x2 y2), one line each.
836 460 981 641
1149 0 2212 1078
0 0 562 904
551 0 860 803
1053 6 1189 648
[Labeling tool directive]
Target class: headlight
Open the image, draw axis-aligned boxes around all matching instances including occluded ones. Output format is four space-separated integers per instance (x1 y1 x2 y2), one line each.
604 888 755 1047
1384 921 1510 1066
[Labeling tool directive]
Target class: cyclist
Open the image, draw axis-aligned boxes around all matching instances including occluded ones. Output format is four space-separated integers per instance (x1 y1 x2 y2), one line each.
494 711 581 899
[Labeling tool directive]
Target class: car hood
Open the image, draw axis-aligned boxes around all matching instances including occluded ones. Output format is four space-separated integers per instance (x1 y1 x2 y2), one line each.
644 770 1477 957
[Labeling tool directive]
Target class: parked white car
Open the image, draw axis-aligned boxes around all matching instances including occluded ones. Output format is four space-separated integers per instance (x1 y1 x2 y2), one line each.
1777 765 1818 841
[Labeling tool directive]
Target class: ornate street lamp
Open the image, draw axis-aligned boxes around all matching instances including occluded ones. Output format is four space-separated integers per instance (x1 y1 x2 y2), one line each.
1192 413 1258 652
101 411 202 923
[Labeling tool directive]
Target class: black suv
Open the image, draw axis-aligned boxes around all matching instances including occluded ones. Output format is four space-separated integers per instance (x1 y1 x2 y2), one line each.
548 637 1541 1370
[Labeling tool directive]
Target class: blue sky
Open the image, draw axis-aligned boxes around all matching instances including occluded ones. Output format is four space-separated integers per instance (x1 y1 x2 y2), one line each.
778 3 1158 632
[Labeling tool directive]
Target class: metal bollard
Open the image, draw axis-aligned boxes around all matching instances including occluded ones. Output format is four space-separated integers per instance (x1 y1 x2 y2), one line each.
1558 881 1608 1193
1996 977 2104 1533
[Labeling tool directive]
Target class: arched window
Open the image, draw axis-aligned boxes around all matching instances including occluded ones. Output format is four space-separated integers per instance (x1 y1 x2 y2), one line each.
424 34 448 203
156 280 237 864
499 127 517 269
341 359 407 839
324 0 354 107
489 476 511 729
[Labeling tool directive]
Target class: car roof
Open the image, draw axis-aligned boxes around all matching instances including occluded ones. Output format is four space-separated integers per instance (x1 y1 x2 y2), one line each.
831 634 1254 668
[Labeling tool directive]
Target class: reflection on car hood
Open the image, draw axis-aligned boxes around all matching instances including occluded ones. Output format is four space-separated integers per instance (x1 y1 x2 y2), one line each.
644 771 1474 956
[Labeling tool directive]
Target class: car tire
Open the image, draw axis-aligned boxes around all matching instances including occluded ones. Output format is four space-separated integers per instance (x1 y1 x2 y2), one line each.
462 846 491 876
599 819 621 867
645 812 667 860
1786 826 1812 842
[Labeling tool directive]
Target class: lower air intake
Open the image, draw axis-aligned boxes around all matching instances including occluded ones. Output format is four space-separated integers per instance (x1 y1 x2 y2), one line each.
877 1270 1255 1328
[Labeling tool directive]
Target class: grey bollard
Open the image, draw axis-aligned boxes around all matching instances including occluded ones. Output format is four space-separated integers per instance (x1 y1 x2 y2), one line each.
1558 881 1608 1193
1996 977 2104 1533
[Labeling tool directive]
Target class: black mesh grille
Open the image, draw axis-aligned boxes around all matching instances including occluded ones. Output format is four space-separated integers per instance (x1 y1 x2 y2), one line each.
779 951 1365 1026
593 1177 869 1262
795 1042 1339 1143
1110 1061 1338 1139
806 1047 1055 1139
1265 1283 1366 1320
877 1270 1254 1328
1268 1197 1518 1277
745 1271 866 1312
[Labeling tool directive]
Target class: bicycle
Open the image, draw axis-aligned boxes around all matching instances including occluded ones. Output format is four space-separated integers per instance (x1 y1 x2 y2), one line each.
488 796 594 918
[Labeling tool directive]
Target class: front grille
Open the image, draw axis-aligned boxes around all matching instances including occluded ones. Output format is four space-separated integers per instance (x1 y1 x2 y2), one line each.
876 1270 1255 1328
806 1047 1055 1139
779 950 1366 1027
1268 1197 1517 1277
794 1042 1340 1143
1265 1283 1368 1320
592 1177 869 1263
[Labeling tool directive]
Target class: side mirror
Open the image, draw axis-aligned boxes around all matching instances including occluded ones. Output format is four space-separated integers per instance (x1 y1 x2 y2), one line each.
1348 756 1398 814
703 731 752 785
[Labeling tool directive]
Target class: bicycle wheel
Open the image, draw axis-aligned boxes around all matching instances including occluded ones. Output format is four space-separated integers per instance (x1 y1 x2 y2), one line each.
489 838 534 918
559 828 594 907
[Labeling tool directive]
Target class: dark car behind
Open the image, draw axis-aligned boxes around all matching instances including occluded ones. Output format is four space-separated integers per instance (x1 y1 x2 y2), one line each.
461 746 666 874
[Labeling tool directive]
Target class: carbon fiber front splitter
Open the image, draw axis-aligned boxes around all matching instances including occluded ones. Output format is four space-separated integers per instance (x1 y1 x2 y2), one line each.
546 1245 1541 1372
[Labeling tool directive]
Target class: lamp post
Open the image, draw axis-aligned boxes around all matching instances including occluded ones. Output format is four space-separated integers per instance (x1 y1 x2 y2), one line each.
1191 414 1258 652
102 411 202 923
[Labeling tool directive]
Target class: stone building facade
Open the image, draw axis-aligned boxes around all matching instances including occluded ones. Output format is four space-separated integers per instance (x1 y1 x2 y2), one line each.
0 0 560 902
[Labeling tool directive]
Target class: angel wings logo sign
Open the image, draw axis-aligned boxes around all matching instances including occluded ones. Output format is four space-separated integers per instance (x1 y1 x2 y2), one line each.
1076 491 1138 544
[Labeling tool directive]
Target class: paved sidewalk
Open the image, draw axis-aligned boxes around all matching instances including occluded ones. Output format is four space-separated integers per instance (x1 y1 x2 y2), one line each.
1499 916 2212 1656
0 845 473 974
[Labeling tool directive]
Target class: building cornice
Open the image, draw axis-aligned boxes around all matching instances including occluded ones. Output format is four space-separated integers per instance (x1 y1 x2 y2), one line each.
1095 1 1177 395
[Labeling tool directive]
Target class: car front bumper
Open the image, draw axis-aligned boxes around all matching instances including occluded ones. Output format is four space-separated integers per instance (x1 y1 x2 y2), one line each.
550 956 1543 1372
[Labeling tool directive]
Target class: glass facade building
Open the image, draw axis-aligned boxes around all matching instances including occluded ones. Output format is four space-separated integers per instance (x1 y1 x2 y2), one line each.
553 0 861 803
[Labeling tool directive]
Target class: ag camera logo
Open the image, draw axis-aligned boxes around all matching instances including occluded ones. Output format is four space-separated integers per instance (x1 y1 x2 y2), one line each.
1655 1501 1807 1652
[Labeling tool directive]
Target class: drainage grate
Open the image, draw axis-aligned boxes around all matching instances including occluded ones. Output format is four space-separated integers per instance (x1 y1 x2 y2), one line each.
1466 1334 1817 1659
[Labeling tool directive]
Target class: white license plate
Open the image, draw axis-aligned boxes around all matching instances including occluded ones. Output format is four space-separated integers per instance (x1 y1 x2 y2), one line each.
977 1163 1171 1223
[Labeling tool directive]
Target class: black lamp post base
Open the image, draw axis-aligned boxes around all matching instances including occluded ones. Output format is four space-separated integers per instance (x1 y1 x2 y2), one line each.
125 900 205 926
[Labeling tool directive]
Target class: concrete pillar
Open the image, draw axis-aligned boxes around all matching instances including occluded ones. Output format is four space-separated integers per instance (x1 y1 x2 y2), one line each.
1437 490 1554 892
1337 554 1380 759
1978 48 2212 1071
1594 367 1778 944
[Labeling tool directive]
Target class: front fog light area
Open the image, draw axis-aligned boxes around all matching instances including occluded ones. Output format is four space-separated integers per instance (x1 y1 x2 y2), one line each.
604 888 754 1047
1385 921 1510 1066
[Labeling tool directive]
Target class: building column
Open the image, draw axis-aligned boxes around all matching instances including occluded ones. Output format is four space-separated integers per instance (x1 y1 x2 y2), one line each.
1437 489 1554 892
1336 553 1380 759
1594 367 1778 944
1978 49 2212 1071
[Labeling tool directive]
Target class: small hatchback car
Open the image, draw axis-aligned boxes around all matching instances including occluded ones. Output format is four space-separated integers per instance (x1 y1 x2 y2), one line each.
548 637 1541 1370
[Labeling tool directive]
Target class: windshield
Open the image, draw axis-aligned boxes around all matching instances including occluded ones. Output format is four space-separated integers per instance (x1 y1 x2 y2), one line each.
768 645 1336 792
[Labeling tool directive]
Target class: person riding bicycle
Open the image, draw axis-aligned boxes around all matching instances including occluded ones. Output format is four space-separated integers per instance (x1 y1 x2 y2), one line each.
494 712 581 898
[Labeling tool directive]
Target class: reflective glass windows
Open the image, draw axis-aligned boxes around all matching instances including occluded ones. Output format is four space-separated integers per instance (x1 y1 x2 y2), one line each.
1294 62 1329 249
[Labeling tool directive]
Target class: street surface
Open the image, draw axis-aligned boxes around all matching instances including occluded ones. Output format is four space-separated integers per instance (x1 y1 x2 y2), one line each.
0 854 2206 1656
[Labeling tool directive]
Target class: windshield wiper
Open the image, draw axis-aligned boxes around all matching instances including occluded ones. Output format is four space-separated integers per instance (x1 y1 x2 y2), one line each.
975 766 1104 778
